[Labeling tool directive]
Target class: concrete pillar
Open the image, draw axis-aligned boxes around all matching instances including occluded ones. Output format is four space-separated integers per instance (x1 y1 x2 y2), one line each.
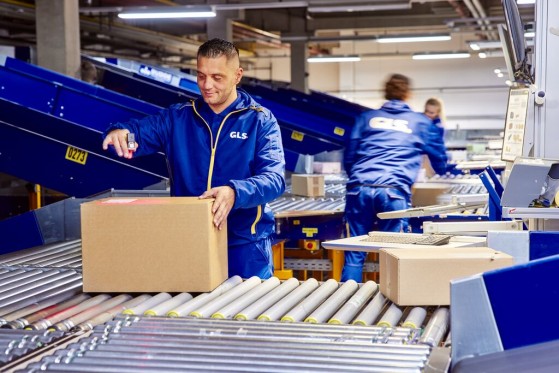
290 41 308 94
35 0 81 78
207 10 241 41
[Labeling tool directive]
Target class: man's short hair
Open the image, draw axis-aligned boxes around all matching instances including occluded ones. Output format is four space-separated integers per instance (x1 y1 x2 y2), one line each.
197 38 239 62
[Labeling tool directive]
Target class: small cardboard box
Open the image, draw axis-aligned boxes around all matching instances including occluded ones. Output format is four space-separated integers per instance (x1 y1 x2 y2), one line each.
291 174 325 197
379 247 513 306
313 162 342 174
81 197 228 293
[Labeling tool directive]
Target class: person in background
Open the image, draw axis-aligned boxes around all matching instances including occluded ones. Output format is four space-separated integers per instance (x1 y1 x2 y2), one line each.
422 97 446 178
341 74 448 282
80 60 98 84
424 97 444 125
102 38 286 279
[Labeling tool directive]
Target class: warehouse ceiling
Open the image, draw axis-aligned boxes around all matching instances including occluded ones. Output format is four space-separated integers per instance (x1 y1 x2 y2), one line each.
0 0 535 69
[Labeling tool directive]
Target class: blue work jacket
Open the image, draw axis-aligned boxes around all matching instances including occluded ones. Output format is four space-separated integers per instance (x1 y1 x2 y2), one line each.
104 89 286 246
344 100 447 196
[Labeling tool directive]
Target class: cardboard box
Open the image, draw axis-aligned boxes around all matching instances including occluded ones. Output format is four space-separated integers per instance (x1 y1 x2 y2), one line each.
379 247 513 306
291 174 325 197
81 197 228 293
313 162 342 174
411 183 449 206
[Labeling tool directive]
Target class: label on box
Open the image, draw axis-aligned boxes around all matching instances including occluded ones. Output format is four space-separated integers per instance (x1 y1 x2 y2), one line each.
101 199 138 204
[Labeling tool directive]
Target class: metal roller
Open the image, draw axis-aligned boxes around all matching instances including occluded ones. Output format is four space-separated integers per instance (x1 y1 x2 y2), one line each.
3 293 91 329
329 280 378 325
27 294 112 331
122 293 171 315
282 278 338 322
258 278 319 321
166 275 243 317
419 307 449 347
144 293 192 316
0 240 81 266
211 277 280 319
76 332 428 361
402 307 427 329
25 249 81 267
353 292 387 326
52 294 133 332
103 316 415 341
235 277 299 321
305 279 358 323
0 275 82 311
75 295 152 332
0 280 82 318
377 304 403 328
0 271 78 303
189 276 261 318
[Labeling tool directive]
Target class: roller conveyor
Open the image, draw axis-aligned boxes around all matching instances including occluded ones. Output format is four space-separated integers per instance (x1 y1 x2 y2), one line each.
0 241 450 371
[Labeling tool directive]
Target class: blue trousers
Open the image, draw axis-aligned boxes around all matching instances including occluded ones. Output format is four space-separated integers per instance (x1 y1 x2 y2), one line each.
341 186 410 282
228 237 273 279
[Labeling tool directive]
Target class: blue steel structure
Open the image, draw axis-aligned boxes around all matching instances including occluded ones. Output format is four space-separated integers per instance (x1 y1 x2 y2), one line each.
0 55 170 191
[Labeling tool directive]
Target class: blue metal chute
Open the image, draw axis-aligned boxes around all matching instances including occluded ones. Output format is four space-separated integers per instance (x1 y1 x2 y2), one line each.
0 56 170 197
0 97 168 177
0 119 166 198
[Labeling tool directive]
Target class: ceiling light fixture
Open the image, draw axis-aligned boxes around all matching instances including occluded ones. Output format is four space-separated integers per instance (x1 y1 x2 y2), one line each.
377 34 451 43
468 40 502 50
307 55 361 63
516 0 535 5
308 2 410 13
412 52 471 60
118 6 216 19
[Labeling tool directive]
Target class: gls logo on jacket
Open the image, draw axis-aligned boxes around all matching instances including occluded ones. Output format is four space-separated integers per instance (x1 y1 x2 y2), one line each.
369 117 412 134
230 131 248 140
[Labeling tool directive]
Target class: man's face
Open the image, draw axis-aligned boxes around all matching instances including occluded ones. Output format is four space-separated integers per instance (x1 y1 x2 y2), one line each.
197 55 242 112
424 104 440 120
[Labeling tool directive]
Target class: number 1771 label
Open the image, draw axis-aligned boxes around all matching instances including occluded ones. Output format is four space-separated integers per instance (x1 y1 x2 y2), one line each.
65 146 88 165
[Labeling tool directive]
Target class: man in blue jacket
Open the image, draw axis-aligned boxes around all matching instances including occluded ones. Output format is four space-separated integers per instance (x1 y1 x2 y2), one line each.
341 74 447 282
102 38 286 279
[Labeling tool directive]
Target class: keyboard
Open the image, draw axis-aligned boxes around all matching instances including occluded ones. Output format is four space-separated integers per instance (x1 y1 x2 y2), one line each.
360 233 452 246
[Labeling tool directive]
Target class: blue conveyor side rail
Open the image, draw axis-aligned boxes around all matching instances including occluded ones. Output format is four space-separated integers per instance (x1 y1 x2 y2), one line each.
0 56 162 128
84 56 199 108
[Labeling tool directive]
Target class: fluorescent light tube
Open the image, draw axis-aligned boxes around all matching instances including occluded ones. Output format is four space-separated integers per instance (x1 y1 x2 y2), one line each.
412 52 471 60
118 6 216 19
377 34 451 43
307 56 361 63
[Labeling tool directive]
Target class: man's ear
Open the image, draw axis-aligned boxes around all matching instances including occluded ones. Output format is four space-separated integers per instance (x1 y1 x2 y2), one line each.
236 67 243 84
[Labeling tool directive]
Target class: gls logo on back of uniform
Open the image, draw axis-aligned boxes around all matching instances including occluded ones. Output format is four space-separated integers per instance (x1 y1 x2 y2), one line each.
369 117 412 134
230 131 248 140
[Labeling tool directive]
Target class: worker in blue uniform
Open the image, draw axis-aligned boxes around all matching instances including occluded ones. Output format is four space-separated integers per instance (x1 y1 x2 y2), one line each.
102 38 286 279
341 74 447 282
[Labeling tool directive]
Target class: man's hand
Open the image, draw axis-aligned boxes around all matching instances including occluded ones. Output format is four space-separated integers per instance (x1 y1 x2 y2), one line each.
102 129 137 159
199 186 235 230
